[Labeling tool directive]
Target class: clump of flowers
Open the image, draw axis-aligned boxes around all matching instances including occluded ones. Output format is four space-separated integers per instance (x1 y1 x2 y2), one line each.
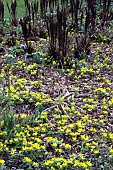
94 87 109 98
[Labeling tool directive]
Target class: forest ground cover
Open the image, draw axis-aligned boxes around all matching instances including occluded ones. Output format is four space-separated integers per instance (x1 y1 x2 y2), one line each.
0 0 113 170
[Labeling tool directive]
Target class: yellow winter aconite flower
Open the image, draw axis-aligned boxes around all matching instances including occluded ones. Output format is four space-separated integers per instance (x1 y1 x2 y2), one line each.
76 121 82 127
18 60 24 65
110 148 113 154
86 161 92 167
10 148 16 155
86 142 90 146
51 167 55 170
52 61 56 65
68 123 75 128
16 133 20 137
109 98 113 106
22 146 33 151
33 162 38 166
31 70 37 75
63 143 71 149
57 162 61 167
44 159 54 166
78 128 84 133
14 138 18 142
52 142 57 147
99 119 104 124
0 142 3 151
35 138 42 143
94 87 108 96
66 128 71 133
0 159 5 164
74 160 79 167
24 157 32 163
40 145 45 150
103 111 108 115
72 137 77 141
102 105 108 110
80 162 87 168
79 153 85 160
102 132 107 137
82 115 89 120
5 147 9 151
104 57 110 63
90 128 97 133
81 135 89 140
109 133 113 139
92 141 98 146
55 148 62 153
94 150 99 154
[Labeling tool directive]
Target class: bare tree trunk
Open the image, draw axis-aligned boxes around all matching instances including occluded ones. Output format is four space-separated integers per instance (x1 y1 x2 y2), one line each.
0 0 4 22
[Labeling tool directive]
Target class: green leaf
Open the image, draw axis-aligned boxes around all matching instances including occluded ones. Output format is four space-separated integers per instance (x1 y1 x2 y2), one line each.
7 54 17 64
33 54 41 64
